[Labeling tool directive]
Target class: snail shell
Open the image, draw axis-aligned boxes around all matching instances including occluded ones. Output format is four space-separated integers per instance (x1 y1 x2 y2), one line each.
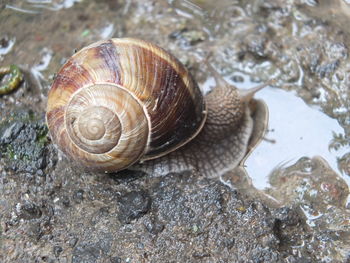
46 38 269 177
46 38 206 172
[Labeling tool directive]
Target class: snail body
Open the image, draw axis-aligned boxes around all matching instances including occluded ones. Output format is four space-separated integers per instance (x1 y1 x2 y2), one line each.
46 38 268 177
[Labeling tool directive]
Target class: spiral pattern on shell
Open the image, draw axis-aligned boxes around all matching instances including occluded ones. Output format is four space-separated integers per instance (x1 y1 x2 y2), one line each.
46 38 206 172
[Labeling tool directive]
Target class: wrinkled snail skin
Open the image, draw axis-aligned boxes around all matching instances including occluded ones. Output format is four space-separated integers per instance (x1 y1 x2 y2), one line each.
46 38 268 176
46 38 206 172
131 75 268 178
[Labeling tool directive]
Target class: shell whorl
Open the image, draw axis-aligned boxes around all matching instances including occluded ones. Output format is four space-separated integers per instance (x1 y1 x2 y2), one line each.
63 84 149 170
46 38 206 172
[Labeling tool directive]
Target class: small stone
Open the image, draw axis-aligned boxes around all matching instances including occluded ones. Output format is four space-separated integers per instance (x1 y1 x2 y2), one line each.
136 242 144 249
72 244 101 263
0 111 53 174
117 190 151 224
110 257 122 263
168 26 205 46
231 75 244 83
26 222 43 241
18 202 42 220
181 30 206 45
68 237 79 248
36 169 45 177
72 234 112 263
53 246 63 257
0 122 24 144
144 217 164 235
61 195 70 207
73 189 84 204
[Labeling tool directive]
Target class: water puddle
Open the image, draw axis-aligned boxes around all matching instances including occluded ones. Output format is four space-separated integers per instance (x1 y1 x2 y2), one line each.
5 0 82 14
247 84 348 189
202 74 349 194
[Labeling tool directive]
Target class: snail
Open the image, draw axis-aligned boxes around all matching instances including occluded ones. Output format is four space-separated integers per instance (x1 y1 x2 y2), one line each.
46 38 269 178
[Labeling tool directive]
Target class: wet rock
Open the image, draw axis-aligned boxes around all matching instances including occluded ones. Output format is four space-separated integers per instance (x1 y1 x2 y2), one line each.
274 206 303 227
117 190 151 224
110 256 122 263
169 27 206 46
267 157 349 259
296 40 343 78
141 174 292 262
91 207 110 225
244 35 268 59
61 195 70 207
72 189 85 204
315 60 340 78
110 170 146 184
0 121 24 144
72 243 104 263
25 222 44 241
181 30 206 45
17 202 42 220
268 156 349 208
0 109 56 174
53 245 63 257
250 249 280 262
68 237 79 248
72 234 112 263
143 216 164 235
152 175 223 224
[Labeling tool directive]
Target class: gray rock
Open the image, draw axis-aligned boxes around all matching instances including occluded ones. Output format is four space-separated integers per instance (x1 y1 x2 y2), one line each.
117 190 151 224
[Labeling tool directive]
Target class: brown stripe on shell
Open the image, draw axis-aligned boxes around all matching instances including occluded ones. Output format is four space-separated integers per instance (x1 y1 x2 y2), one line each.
112 38 199 102
49 59 93 92
112 39 206 158
146 62 203 157
49 40 122 98
47 60 95 113
47 41 122 113
85 40 122 84
46 106 65 145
